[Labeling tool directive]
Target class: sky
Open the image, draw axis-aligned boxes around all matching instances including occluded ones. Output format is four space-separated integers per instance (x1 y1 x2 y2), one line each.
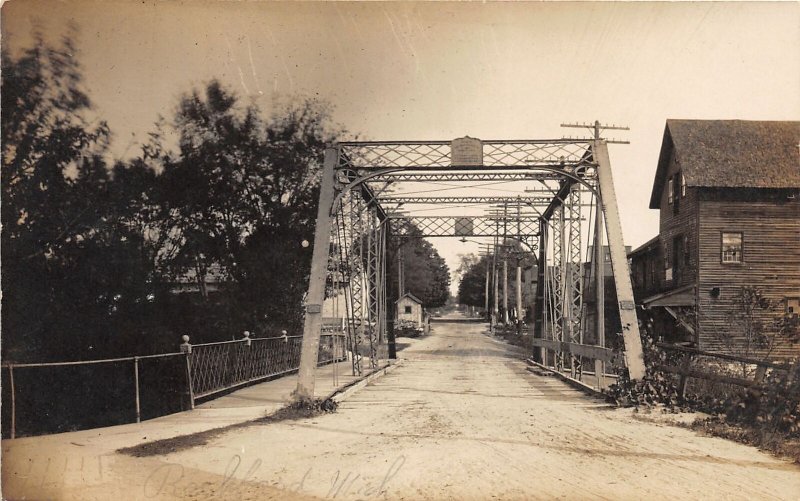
3 0 799 294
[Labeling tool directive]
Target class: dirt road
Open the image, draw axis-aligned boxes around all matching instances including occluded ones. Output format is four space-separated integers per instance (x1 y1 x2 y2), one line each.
7 317 800 500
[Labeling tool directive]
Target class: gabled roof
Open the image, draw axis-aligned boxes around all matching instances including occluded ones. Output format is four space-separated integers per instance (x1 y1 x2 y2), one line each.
628 235 660 258
649 120 800 208
395 292 423 305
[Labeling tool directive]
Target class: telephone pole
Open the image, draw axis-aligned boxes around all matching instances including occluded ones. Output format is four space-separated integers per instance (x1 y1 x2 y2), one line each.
560 120 630 144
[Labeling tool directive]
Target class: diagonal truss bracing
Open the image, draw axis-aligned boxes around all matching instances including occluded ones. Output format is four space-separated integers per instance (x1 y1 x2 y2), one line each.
296 137 646 400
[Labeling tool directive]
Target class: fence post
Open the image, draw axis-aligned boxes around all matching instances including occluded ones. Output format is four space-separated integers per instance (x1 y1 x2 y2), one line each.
180 335 195 409
594 358 605 390
8 365 16 439
133 357 141 423
677 354 692 398
752 365 767 386
243 331 251 347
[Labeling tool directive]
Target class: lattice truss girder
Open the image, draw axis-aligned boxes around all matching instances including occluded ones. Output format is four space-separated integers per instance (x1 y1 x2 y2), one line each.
388 216 540 239
378 196 553 205
330 187 387 375
338 140 593 168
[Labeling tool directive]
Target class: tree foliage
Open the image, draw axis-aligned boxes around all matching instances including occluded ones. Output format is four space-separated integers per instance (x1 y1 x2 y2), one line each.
457 255 488 308
1 34 167 361
388 222 450 309
2 34 344 360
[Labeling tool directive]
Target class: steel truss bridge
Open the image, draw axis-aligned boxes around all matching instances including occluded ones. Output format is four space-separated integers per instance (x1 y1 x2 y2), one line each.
295 137 645 399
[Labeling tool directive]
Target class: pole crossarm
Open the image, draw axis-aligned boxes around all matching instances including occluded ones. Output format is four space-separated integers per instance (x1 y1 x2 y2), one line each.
378 196 552 205
338 139 593 169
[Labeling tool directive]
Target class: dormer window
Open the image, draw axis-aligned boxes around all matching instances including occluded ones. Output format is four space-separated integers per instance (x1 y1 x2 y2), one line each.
680 172 686 197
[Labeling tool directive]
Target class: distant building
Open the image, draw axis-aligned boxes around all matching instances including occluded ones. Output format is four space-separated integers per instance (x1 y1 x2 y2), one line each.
171 263 227 296
630 119 800 358
396 292 424 326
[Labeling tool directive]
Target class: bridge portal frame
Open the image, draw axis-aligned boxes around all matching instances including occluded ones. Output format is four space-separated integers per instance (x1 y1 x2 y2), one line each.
295 138 645 400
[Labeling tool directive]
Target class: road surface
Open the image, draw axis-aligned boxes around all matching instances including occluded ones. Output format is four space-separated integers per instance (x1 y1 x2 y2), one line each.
5 316 800 500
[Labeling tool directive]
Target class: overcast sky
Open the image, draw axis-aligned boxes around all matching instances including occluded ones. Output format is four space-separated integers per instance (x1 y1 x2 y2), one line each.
3 0 799 293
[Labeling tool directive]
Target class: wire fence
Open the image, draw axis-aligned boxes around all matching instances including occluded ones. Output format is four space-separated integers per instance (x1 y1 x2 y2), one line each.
2 332 348 439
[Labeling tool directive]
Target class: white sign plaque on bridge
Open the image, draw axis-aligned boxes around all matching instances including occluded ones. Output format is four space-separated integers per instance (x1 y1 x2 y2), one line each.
451 136 483 166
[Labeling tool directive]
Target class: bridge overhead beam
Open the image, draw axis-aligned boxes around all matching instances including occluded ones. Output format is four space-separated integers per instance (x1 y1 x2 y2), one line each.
388 215 540 239
364 172 566 183
338 140 593 169
378 196 552 205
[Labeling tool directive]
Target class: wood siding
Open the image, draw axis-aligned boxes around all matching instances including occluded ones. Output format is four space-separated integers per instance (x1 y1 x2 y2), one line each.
697 189 800 358
658 149 699 290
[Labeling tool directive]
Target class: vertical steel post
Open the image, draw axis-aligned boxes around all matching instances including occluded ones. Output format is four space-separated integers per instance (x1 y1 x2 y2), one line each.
296 147 338 400
594 140 645 380
133 357 141 423
9 365 16 439
534 220 547 362
386 224 397 359
516 200 523 334
180 336 195 409
595 185 606 385
516 262 523 335
185 354 195 409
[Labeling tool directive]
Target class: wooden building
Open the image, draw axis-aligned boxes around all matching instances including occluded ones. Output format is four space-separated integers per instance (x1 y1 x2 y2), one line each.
629 119 800 358
396 292 424 326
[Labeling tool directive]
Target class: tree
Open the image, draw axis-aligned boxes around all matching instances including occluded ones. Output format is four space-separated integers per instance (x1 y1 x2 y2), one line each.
2 33 164 360
705 286 800 372
388 222 450 309
152 81 343 337
457 255 489 308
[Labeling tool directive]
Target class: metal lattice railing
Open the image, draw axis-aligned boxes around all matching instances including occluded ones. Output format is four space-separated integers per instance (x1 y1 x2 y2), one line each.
188 333 347 399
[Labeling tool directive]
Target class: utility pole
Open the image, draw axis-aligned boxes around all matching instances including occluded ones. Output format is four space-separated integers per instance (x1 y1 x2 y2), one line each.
502 203 509 325
503 259 509 325
484 245 490 322
516 199 523 335
492 232 499 332
561 120 629 381
398 246 404 298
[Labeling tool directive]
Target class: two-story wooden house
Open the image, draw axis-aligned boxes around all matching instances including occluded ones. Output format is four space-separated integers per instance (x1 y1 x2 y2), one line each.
630 119 800 358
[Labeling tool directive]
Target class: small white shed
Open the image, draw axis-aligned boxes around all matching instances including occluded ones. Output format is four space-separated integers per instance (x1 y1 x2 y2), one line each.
396 292 424 326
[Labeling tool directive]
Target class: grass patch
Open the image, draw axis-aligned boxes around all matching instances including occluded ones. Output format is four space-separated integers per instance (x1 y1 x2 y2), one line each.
689 416 800 464
117 398 337 457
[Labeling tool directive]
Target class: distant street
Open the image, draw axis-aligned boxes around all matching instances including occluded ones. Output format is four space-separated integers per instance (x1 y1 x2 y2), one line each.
4 315 800 500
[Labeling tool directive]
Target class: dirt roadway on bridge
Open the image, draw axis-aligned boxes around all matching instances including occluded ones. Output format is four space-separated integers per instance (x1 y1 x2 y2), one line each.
6 317 800 500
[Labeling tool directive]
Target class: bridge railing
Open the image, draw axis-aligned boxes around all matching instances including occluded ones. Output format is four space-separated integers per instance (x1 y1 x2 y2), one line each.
2 332 347 439
529 337 621 390
185 332 346 400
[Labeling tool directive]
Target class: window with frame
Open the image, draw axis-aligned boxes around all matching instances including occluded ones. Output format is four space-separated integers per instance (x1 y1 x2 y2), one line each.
404 305 412 314
672 235 683 271
672 173 681 213
680 172 687 197
786 298 800 317
668 178 674 204
721 232 743 263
